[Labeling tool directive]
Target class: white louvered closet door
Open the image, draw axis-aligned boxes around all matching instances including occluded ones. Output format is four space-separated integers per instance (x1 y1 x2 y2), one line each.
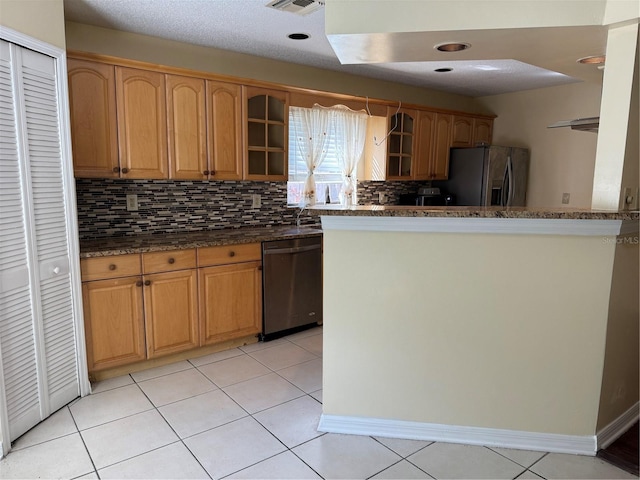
0 39 80 446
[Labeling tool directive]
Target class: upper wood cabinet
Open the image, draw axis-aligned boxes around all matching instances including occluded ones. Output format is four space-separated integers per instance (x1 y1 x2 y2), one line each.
472 117 493 146
116 67 168 179
431 113 454 180
452 114 493 148
414 110 436 181
451 115 474 147
166 74 207 180
413 111 453 180
67 55 495 182
207 80 243 180
244 86 289 181
386 108 417 180
67 59 119 178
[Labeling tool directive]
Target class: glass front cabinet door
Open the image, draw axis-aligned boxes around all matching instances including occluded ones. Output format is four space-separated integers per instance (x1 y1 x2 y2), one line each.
386 108 417 180
244 87 289 181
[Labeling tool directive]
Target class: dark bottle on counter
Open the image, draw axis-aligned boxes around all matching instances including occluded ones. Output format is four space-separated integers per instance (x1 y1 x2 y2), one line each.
325 185 331 204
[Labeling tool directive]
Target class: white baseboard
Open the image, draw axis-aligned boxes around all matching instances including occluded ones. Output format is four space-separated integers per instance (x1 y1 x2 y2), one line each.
596 401 639 450
318 414 597 456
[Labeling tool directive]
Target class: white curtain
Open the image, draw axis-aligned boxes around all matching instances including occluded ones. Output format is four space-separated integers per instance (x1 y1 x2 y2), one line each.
331 105 369 206
290 106 331 206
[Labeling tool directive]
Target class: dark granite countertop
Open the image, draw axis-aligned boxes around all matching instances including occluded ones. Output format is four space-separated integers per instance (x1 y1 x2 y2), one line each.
306 205 640 220
79 226 323 258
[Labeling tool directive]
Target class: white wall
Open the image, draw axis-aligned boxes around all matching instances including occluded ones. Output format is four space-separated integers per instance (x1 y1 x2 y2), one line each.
476 82 602 208
592 22 639 210
0 0 65 49
620 39 639 208
596 232 640 431
322 228 616 436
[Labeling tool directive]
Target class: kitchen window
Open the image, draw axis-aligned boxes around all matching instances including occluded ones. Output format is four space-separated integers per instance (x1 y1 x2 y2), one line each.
287 107 347 205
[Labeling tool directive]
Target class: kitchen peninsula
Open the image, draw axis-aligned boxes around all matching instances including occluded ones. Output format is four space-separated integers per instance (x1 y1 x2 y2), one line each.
310 205 639 455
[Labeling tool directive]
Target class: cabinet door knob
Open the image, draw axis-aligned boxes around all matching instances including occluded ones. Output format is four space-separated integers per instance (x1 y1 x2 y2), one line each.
53 266 61 274
144 280 151 286
112 166 120 173
229 251 235 257
168 257 175 264
122 167 129 174
210 170 216 176
136 280 143 287
109 264 117 271
203 170 210 175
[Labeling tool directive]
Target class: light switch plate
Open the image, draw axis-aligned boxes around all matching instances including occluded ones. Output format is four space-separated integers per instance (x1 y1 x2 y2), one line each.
252 194 261 209
561 193 570 205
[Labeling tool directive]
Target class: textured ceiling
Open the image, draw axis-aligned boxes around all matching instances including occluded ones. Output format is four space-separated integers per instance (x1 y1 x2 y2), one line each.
62 0 606 97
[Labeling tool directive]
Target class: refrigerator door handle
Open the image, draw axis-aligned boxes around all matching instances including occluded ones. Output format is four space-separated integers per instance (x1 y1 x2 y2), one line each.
507 155 514 206
501 161 509 207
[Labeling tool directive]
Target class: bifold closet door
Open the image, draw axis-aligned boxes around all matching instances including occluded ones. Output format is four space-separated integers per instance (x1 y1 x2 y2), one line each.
0 40 80 444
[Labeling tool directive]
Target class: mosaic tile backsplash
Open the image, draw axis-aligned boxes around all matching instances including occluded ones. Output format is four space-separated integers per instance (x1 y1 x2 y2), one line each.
75 179 429 239
358 180 425 205
75 179 319 240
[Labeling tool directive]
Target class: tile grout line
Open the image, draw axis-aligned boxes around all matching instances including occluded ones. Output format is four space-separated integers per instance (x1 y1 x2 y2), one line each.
198 332 326 478
368 436 436 478
222 331 328 477
66 404 102 479
124 378 215 480
139 348 324 479
12 330 323 478
483 445 540 473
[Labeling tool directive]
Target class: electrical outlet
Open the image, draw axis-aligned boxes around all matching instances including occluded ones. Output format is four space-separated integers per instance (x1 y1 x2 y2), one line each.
378 192 387 204
562 193 570 205
126 194 138 211
252 194 261 209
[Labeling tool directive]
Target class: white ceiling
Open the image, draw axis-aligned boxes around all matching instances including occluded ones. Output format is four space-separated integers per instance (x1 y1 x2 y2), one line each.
62 0 609 97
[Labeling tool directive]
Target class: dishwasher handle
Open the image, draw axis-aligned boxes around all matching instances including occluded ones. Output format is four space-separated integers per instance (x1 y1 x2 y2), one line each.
263 244 321 255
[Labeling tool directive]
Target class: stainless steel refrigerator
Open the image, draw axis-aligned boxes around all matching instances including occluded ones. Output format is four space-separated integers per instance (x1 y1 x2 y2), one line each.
445 146 529 206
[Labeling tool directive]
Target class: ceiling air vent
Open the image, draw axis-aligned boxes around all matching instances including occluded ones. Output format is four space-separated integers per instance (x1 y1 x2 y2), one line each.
267 0 325 16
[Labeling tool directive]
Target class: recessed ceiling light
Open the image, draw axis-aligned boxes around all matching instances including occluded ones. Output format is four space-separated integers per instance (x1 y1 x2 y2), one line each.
435 68 453 73
577 55 605 65
288 33 310 40
435 42 471 52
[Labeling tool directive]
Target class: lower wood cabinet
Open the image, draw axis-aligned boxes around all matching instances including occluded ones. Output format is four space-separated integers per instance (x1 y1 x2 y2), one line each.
143 269 199 358
82 276 146 371
81 244 263 373
81 249 199 372
198 243 262 346
199 261 262 345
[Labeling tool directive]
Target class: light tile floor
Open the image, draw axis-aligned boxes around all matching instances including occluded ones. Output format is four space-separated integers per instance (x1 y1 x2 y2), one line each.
0 326 636 479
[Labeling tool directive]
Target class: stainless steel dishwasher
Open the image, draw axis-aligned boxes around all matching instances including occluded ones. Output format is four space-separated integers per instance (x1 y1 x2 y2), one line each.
261 236 322 340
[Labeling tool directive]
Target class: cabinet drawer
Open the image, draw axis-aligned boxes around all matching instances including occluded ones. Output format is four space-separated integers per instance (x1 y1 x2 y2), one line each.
198 243 261 267
81 254 142 281
143 249 196 273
